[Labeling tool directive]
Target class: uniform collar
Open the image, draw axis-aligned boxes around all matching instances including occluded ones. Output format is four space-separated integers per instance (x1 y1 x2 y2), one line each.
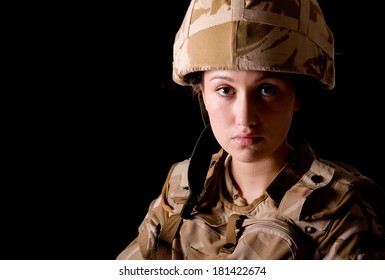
206 144 318 207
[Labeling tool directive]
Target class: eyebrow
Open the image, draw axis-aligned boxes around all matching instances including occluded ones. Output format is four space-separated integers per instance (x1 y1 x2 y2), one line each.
208 75 234 82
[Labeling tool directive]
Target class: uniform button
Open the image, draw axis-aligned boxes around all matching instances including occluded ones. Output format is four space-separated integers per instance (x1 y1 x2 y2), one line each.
305 226 316 234
311 174 323 184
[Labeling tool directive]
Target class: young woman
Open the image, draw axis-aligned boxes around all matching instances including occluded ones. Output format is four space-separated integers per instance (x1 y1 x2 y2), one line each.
117 0 385 259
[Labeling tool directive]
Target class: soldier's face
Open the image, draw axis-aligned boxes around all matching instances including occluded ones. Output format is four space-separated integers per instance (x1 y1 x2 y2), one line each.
201 70 301 163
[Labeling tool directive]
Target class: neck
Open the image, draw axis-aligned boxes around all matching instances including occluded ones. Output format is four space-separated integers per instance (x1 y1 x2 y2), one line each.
230 143 294 204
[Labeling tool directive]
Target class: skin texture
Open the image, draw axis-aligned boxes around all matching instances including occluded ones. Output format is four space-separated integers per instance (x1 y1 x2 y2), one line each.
201 70 301 203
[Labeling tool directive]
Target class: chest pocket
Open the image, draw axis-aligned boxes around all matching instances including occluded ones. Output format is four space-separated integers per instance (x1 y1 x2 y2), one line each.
181 213 311 260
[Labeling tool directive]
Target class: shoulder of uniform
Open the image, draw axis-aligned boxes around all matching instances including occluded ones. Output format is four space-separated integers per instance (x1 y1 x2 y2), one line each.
295 142 374 190
296 157 383 219
162 150 225 213
318 158 376 189
162 159 191 212
279 144 382 220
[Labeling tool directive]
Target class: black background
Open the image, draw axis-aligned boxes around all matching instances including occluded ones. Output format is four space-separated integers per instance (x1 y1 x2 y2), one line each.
2 1 384 259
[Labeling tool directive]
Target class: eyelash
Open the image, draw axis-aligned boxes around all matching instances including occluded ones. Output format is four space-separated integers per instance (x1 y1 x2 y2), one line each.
216 84 277 97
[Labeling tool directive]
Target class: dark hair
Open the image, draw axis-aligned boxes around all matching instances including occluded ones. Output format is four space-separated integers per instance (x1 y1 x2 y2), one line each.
184 71 203 97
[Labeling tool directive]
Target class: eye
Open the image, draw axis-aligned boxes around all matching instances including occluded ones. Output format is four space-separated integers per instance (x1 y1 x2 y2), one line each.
217 86 235 97
260 84 277 97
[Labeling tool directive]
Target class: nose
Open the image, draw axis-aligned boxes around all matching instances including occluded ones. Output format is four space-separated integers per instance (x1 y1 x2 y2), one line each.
235 93 258 127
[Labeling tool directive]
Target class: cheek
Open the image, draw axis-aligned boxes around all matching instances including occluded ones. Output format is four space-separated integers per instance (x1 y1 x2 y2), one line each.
275 95 299 116
205 104 222 124
203 99 233 133
203 98 229 122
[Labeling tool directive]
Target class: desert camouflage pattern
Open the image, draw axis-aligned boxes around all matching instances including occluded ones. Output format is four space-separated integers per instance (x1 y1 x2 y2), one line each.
117 146 385 260
173 0 335 89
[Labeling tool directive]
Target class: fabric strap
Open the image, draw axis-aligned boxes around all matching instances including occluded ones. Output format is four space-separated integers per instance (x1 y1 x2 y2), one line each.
155 215 183 260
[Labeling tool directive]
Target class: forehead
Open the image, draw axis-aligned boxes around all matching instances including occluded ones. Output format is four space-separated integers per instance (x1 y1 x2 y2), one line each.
203 70 293 82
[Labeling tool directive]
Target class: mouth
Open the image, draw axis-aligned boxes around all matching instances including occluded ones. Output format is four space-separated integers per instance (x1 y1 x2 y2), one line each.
232 135 263 146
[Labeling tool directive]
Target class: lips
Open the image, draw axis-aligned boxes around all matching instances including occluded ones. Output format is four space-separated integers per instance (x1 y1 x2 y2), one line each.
232 134 262 145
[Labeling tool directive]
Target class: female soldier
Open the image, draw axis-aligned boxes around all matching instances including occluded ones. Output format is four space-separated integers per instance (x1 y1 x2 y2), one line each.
117 0 385 259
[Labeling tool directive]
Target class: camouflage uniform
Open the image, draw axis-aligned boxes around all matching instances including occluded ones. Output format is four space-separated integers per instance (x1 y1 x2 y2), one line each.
117 0 385 260
117 144 385 259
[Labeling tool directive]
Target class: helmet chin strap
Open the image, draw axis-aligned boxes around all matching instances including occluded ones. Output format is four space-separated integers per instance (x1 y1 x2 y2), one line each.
181 123 220 219
198 94 210 127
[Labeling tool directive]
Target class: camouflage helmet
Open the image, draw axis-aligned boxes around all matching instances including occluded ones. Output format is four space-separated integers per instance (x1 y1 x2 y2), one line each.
172 0 335 89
